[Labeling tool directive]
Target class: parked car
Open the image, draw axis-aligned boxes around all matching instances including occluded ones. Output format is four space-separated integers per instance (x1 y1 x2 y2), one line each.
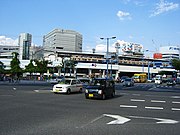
48 76 64 84
167 78 176 86
123 78 134 87
120 76 129 83
85 78 115 100
78 78 90 90
52 78 83 94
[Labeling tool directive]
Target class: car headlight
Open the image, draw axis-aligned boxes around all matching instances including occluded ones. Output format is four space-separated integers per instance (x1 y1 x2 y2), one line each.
85 89 88 93
98 90 102 94
62 87 67 90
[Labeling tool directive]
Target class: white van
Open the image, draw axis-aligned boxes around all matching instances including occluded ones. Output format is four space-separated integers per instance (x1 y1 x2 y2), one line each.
154 75 162 84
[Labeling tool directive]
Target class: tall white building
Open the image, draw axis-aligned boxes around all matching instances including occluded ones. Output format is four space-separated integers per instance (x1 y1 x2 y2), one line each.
18 33 32 60
159 46 180 60
43 28 82 53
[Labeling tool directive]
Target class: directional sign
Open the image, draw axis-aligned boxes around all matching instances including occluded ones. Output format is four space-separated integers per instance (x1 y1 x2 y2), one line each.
103 114 179 125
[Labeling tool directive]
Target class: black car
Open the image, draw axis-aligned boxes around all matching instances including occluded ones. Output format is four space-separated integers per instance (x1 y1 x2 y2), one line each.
85 78 115 100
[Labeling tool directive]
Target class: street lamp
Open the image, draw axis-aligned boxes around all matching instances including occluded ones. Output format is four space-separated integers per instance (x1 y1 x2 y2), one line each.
142 49 149 73
100 36 116 78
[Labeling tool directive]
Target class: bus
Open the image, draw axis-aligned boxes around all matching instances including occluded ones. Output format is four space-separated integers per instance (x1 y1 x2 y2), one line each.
133 73 147 83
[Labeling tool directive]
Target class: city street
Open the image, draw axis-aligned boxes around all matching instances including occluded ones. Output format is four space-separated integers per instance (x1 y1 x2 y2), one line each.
0 82 180 135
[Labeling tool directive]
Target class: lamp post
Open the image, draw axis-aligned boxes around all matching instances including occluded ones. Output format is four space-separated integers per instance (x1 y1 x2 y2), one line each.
142 49 149 73
100 36 116 78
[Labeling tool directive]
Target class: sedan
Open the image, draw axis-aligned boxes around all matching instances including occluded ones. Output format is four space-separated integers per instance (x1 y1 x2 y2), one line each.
52 78 83 94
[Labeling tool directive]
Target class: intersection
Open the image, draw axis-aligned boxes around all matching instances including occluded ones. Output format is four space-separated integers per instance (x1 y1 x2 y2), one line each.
0 82 180 135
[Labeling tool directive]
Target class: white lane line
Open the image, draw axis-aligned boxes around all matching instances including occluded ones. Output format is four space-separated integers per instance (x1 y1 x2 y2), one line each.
172 101 180 104
131 99 145 102
151 100 166 103
132 94 141 96
120 93 129 95
120 105 137 108
172 108 180 111
145 106 164 110
171 96 180 99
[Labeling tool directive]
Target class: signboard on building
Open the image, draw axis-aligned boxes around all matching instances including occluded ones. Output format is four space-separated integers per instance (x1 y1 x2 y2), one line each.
115 40 143 55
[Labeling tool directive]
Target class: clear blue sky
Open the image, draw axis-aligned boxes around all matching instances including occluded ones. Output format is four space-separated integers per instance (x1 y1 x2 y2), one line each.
0 0 180 56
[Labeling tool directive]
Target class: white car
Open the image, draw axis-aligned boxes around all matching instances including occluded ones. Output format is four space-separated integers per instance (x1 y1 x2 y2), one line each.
52 78 83 94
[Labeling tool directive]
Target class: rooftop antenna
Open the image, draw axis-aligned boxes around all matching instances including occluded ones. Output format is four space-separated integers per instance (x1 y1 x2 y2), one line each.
152 39 158 52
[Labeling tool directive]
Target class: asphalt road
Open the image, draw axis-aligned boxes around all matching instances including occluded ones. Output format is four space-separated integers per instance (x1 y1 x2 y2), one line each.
0 83 180 135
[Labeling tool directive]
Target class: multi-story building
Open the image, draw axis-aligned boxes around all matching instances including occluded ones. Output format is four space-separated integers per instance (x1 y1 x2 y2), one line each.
0 45 19 59
19 33 32 60
159 46 180 60
43 28 82 54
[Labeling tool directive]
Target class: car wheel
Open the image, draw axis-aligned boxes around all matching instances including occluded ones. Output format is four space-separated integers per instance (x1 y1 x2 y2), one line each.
102 94 106 100
85 95 89 99
79 88 83 93
67 89 71 94
111 91 115 98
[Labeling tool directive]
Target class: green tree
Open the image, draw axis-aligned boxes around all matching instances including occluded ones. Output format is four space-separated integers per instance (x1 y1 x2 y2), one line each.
10 52 22 81
25 59 36 79
0 61 5 74
34 59 50 80
171 59 180 71
63 59 77 76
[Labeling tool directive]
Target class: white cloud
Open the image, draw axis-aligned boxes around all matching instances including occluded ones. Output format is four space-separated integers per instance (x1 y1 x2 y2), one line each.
150 0 179 17
95 44 116 53
0 36 18 46
117 10 132 20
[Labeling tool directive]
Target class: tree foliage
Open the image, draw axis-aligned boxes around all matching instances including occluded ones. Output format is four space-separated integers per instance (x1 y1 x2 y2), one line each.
25 59 36 79
10 52 22 77
0 61 5 73
171 59 180 71
34 59 50 74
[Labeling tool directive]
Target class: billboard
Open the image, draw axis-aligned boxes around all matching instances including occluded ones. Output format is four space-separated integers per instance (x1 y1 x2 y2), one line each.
115 40 143 54
160 46 179 54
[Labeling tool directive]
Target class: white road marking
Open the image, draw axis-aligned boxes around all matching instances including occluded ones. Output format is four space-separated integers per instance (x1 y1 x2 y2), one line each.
33 90 51 93
151 100 166 103
129 116 179 124
120 93 129 95
120 105 137 108
171 96 180 99
145 106 163 110
103 114 131 125
132 94 141 96
131 99 145 102
172 108 180 111
172 101 180 104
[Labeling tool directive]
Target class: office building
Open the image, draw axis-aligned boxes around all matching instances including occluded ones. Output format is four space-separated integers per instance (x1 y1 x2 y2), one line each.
0 45 19 59
159 46 180 60
18 33 32 60
43 28 82 53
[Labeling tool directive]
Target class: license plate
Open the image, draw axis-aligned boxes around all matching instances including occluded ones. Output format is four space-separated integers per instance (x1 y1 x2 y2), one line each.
55 89 59 92
89 94 93 97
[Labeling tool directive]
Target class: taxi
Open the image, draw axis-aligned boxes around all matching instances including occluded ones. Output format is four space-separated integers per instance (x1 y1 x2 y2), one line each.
52 78 83 94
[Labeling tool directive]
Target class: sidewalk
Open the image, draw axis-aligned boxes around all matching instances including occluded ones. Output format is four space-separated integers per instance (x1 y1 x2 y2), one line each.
0 80 50 85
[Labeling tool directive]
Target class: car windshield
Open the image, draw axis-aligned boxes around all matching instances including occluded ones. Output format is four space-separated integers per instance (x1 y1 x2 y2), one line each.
125 78 132 81
59 79 71 84
133 75 139 79
90 79 106 86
